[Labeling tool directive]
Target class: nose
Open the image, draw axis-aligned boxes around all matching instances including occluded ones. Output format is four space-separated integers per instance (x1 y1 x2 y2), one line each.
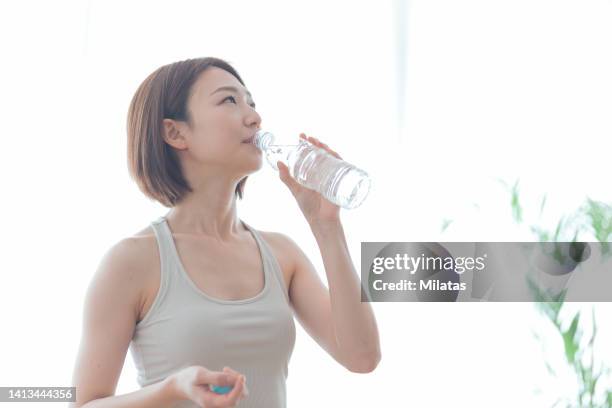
245 106 262 129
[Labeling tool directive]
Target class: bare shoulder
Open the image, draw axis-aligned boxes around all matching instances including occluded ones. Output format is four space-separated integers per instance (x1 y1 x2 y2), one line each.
128 226 161 277
257 230 304 289
95 229 157 287
258 230 299 253
111 225 158 266
90 226 160 320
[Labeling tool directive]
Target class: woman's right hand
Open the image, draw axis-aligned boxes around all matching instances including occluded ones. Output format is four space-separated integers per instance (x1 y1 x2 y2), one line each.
170 365 248 407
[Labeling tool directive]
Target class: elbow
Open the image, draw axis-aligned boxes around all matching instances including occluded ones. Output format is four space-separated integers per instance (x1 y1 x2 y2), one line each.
346 350 381 374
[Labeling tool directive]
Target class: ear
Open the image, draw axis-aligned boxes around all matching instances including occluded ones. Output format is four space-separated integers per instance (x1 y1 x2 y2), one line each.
162 118 188 150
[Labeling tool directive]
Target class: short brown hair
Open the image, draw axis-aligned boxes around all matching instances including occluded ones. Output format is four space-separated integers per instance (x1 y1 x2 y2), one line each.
127 57 249 208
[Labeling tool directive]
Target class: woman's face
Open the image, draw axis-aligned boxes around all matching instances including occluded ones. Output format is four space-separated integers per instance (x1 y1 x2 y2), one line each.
172 67 263 176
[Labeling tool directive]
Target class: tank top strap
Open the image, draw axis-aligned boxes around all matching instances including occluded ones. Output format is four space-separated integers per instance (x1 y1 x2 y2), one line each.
134 216 177 328
150 215 179 281
241 221 292 306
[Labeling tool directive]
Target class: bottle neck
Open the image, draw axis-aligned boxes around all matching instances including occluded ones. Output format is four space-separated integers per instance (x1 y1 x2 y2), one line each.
262 140 306 152
268 143 300 148
254 130 310 151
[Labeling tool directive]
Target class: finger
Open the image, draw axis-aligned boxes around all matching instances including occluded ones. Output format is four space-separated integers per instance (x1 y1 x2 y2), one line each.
305 136 327 151
300 134 343 161
222 366 242 379
307 136 327 149
277 161 299 192
222 374 245 406
307 136 320 146
330 150 342 160
277 161 290 180
301 134 318 144
202 375 243 408
309 138 343 160
222 367 248 397
196 369 233 387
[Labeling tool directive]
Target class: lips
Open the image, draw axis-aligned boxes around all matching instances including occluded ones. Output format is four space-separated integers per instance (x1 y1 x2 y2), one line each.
242 133 257 144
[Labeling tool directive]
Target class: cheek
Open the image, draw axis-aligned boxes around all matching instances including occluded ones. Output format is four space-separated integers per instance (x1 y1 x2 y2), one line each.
189 133 235 162
187 113 240 160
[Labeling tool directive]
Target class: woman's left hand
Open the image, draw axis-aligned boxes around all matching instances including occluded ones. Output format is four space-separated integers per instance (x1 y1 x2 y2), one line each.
277 133 342 226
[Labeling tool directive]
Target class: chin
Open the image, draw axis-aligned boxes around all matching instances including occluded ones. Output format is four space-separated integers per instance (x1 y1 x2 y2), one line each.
242 155 263 172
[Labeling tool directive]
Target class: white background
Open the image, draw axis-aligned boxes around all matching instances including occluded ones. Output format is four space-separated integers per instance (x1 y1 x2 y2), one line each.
0 0 611 406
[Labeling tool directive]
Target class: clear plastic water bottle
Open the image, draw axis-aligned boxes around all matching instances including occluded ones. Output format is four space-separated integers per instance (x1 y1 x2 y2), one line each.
252 130 371 209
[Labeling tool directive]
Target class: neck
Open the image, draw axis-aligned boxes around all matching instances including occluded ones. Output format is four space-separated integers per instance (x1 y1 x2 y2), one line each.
164 181 245 242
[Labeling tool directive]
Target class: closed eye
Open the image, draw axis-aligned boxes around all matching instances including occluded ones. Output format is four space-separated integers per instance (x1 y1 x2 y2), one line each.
223 96 257 109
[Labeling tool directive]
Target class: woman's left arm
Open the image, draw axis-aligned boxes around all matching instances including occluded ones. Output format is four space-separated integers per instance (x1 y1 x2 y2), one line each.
309 219 381 372
276 133 381 373
273 222 381 374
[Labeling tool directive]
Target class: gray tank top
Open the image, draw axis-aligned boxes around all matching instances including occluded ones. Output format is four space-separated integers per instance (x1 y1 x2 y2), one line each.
129 215 296 408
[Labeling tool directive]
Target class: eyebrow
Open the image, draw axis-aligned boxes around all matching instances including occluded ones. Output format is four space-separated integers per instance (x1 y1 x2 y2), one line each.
210 86 256 106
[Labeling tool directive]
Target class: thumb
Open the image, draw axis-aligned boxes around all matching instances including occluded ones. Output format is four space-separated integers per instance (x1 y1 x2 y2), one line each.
196 369 232 387
277 161 299 191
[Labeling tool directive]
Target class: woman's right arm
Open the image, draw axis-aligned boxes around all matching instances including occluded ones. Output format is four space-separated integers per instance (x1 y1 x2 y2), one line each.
69 238 183 408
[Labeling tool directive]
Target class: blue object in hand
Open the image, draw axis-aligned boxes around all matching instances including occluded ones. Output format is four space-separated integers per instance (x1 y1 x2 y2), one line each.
210 385 233 394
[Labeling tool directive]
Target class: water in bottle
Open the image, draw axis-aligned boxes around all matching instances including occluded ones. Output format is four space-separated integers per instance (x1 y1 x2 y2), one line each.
252 130 371 209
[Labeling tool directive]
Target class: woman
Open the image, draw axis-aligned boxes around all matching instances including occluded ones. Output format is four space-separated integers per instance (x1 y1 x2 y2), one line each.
70 57 381 408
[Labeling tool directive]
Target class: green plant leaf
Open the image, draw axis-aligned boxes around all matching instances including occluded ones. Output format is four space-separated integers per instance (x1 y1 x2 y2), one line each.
563 312 580 365
530 225 550 242
550 397 564 407
589 373 598 402
590 308 597 347
582 198 612 256
539 194 547 217
511 179 523 223
552 289 567 304
441 218 453 233
496 177 508 189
